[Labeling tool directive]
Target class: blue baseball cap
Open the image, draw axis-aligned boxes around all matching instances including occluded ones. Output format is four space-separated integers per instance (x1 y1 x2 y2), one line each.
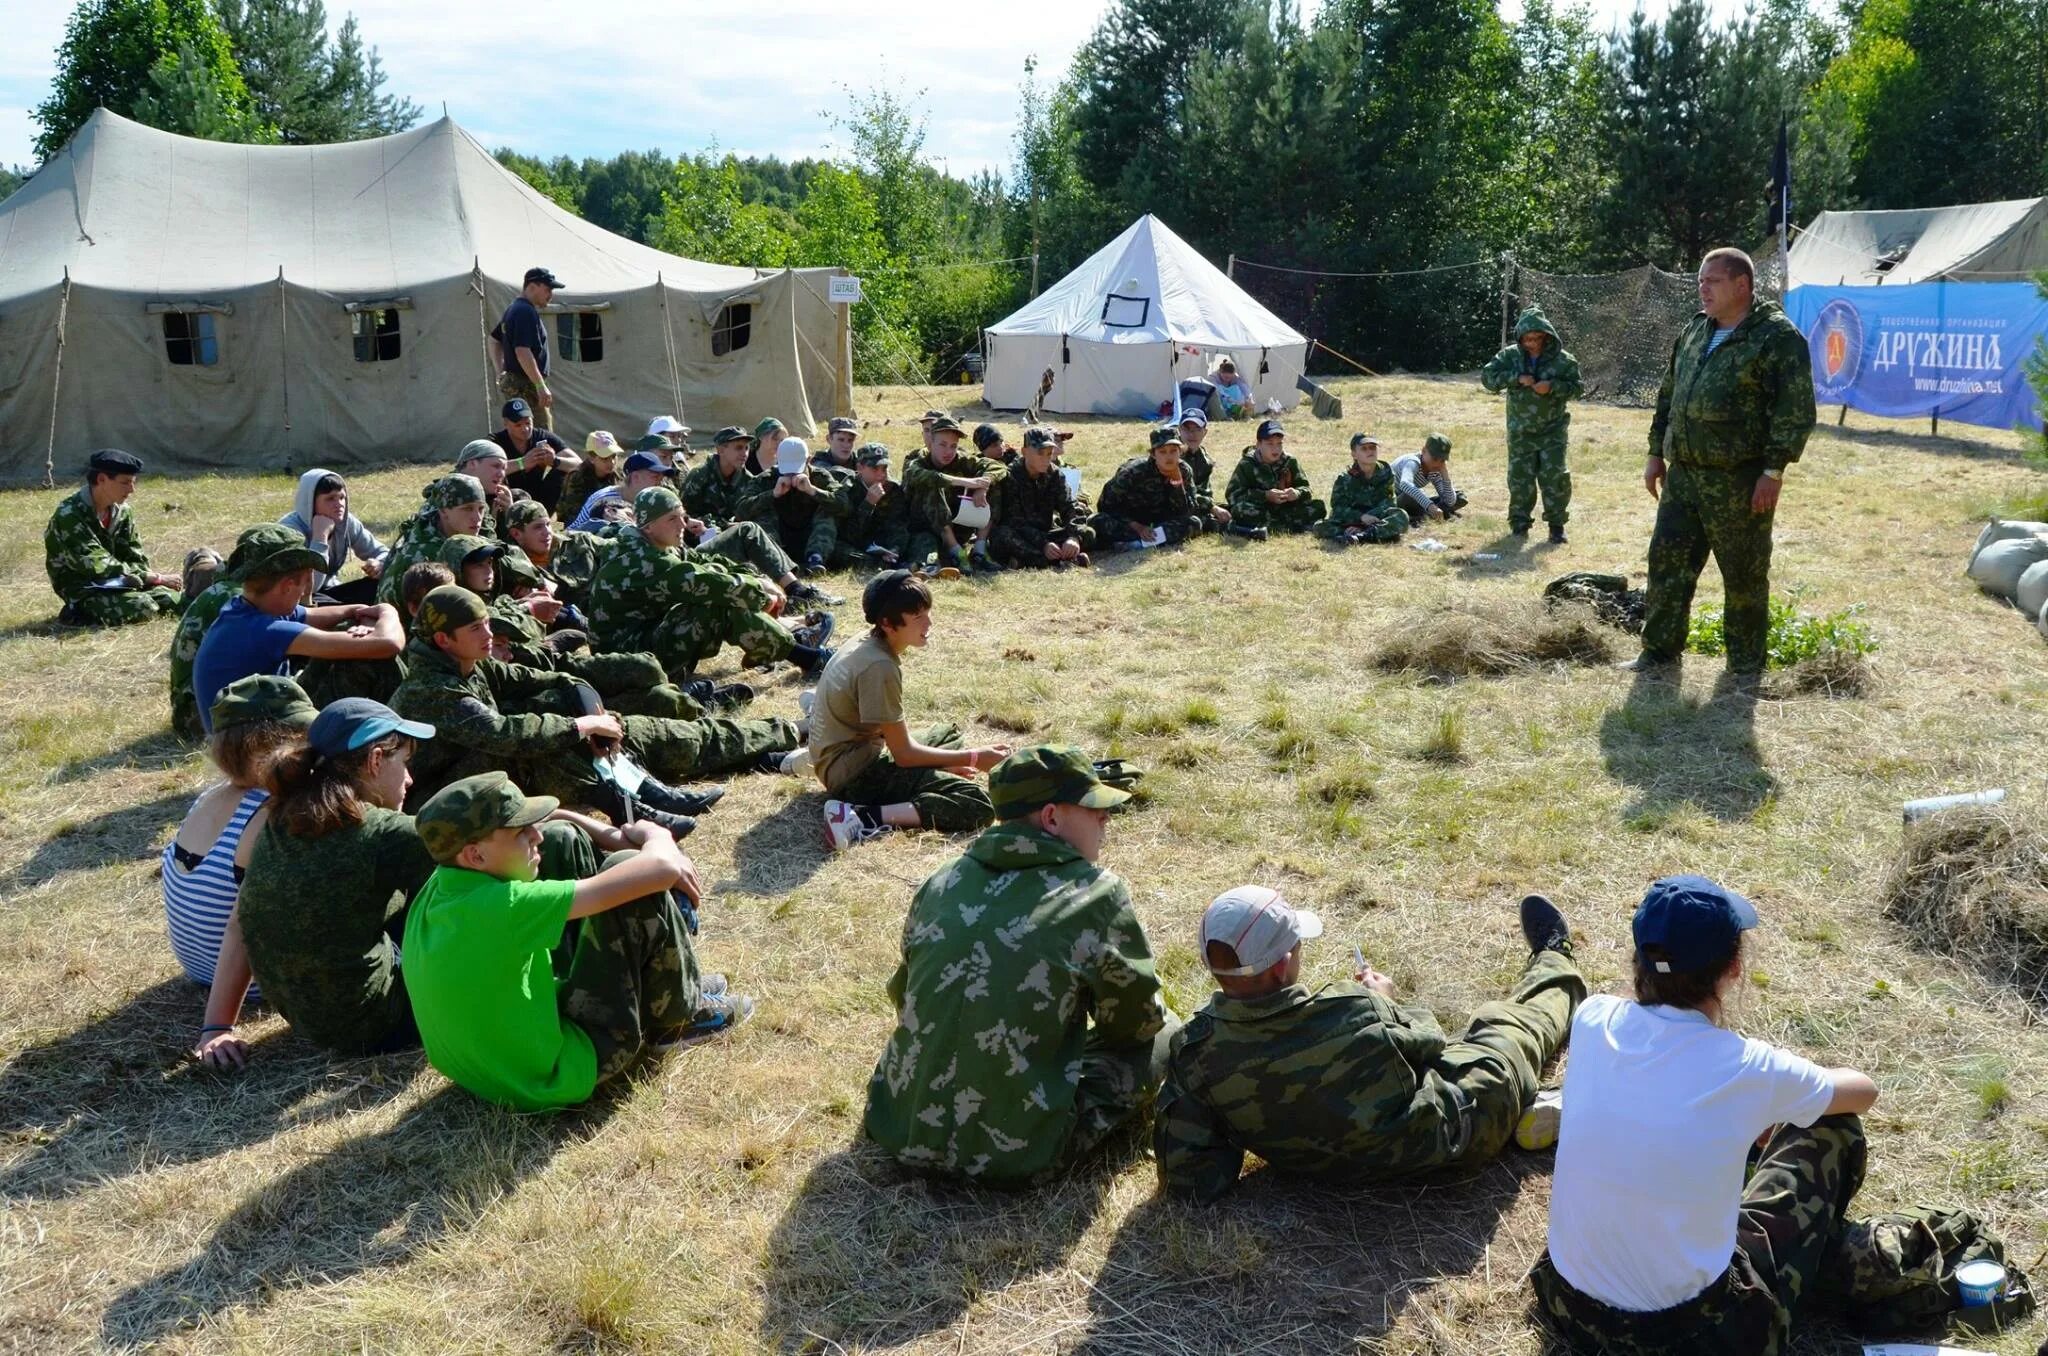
308 698 435 759
1632 874 1758 973
622 449 676 476
1178 408 1208 428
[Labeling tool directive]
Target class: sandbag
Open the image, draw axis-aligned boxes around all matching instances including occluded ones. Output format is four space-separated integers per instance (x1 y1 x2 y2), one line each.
1969 537 2048 602
2018 560 2048 619
1970 519 2048 572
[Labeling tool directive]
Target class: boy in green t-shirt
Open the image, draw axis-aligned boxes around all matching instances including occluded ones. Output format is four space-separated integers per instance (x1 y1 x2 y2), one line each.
401 771 753 1110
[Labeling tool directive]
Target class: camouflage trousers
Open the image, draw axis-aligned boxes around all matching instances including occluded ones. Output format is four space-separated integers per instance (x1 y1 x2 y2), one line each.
1640 461 1777 673
541 829 703 1081
513 647 710 720
1024 1021 1181 1187
62 584 180 627
1507 427 1572 531
643 599 794 678
988 522 1099 568
1529 1115 1867 1356
1087 512 1213 549
511 714 799 808
297 655 406 712
1433 947 1586 1168
825 723 994 832
1230 497 1328 533
499 369 554 432
699 521 793 583
1314 507 1411 544
766 513 839 566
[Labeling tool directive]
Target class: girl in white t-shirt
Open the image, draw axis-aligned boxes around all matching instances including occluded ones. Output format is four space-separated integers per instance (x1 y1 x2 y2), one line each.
1529 875 1879 1355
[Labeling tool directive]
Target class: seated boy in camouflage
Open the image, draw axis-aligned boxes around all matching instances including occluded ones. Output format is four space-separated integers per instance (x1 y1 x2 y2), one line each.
902 415 1004 574
1092 426 1236 550
378 474 489 606
1315 433 1412 544
1153 888 1585 1201
1224 419 1325 535
987 427 1093 568
44 449 182 626
831 444 932 570
864 745 1179 1186
401 771 752 1111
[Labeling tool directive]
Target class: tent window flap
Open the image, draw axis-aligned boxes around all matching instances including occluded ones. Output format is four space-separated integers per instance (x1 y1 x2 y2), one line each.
557 311 605 363
1101 294 1150 328
713 303 752 356
161 312 219 366
352 308 402 363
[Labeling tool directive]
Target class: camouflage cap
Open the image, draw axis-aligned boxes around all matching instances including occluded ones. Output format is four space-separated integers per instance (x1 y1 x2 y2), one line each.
437 534 504 573
919 408 946 423
487 611 524 637
754 417 787 437
855 442 891 467
209 673 318 733
989 744 1132 820
711 425 749 446
1423 432 1453 458
635 484 684 525
426 474 486 510
415 584 492 638
414 771 559 865
455 438 508 468
972 422 1004 451
633 433 669 452
240 537 330 581
827 416 858 435
496 544 542 586
1022 426 1062 451
223 522 307 577
503 498 549 531
1148 425 1185 450
927 415 966 436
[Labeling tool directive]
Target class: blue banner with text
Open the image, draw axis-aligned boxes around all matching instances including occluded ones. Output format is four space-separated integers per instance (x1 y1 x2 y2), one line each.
1784 281 2046 432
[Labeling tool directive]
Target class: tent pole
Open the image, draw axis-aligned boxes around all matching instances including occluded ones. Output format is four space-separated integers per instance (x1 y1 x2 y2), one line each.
276 267 292 471
833 268 854 417
473 257 495 424
657 271 685 431
1030 252 1040 298
1226 253 1236 280
42 268 72 489
1499 251 1514 348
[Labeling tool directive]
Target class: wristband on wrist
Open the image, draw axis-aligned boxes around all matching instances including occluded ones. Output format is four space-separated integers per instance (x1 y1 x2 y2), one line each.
199 1024 232 1035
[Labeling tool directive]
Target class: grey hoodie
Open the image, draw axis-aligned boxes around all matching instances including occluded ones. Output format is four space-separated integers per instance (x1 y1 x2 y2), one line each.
281 468 387 590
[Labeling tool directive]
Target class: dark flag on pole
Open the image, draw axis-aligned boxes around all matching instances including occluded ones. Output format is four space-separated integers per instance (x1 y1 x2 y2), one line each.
1767 118 1792 237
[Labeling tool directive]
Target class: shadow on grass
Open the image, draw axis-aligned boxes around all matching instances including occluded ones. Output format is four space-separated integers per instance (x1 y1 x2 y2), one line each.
1451 530 1547 578
1810 419 2021 463
1598 668 1775 823
759 1132 1135 1352
100 1083 609 1347
725 790 833 895
0 979 416 1204
1071 1156 1544 1353
53 727 193 783
0 791 192 894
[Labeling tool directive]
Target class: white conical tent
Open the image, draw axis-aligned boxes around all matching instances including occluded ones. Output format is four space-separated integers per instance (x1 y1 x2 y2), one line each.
982 214 1307 416
0 110 849 484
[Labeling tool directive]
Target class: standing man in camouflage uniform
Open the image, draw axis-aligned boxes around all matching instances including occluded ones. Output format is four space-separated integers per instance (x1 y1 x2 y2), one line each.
1482 305 1584 544
1315 434 1411 544
1630 247 1816 678
1225 419 1326 535
377 475 489 607
44 449 181 625
988 427 1094 568
1092 426 1234 550
1154 889 1584 1201
832 443 926 569
585 487 835 680
864 746 1178 1186
494 266 562 432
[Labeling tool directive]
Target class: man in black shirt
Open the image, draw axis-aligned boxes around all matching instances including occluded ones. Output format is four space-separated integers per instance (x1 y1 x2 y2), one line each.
496 266 561 430
494 398 582 514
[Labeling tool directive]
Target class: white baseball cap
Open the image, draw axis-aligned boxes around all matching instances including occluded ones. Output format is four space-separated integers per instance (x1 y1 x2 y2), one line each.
1200 885 1323 976
774 438 810 475
647 414 688 436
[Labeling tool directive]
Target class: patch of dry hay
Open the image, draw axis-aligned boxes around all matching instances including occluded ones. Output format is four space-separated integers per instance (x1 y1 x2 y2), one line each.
1372 597 1618 679
1763 646 1878 700
1882 806 2048 1003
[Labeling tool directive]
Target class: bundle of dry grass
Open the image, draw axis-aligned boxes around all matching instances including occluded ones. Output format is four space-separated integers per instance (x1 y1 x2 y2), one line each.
1882 805 2048 1003
1763 646 1878 699
1372 597 1618 679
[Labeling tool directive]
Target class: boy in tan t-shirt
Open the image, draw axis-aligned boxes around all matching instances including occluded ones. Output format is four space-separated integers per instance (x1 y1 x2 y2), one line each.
814 570 1010 850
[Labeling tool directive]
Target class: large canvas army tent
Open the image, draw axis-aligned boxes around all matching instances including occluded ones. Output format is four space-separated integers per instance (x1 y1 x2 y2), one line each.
0 110 850 485
1788 197 2048 286
982 214 1307 416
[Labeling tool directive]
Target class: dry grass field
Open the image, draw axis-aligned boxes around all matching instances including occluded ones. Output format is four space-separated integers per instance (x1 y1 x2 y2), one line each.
3 374 2047 1354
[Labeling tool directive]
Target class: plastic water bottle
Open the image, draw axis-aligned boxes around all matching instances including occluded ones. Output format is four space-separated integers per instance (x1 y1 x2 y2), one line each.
1902 789 2006 824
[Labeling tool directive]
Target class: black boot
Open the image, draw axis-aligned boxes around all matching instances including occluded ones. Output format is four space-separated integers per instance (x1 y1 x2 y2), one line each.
1226 522 1269 542
590 781 696 839
635 775 727 817
1519 893 1572 956
682 677 755 711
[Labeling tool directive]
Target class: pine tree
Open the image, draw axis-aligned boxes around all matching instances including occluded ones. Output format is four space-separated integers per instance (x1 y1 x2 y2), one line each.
216 0 420 143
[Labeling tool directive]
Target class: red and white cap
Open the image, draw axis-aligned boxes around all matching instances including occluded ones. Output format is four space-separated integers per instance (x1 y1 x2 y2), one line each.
1200 885 1323 976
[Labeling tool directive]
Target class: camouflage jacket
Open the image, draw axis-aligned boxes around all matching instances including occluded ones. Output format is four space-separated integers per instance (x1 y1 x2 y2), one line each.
238 807 437 1053
1328 461 1400 527
1097 455 1214 527
840 479 915 557
681 460 764 527
864 823 1171 1184
737 466 851 529
1153 981 1463 1201
1650 300 1816 472
377 508 449 606
902 449 1005 535
44 487 153 602
1480 307 1584 437
585 523 769 656
539 527 614 610
488 594 551 666
388 639 587 803
170 578 240 739
1225 449 1314 518
988 464 1087 558
557 463 618 527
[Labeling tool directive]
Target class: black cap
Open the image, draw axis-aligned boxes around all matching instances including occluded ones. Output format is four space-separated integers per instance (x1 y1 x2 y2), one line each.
711 425 749 446
523 267 564 290
88 448 142 476
972 423 1004 451
1256 418 1286 441
501 398 532 421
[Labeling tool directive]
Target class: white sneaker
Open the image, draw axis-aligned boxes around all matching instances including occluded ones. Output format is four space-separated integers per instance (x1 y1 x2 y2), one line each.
822 799 888 852
778 747 813 777
797 689 815 717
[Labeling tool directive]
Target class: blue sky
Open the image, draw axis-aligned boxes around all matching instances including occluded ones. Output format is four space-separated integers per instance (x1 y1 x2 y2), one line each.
0 0 1726 174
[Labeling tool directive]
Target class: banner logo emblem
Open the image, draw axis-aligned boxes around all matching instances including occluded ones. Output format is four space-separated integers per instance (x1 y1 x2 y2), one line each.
1811 299 1862 401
